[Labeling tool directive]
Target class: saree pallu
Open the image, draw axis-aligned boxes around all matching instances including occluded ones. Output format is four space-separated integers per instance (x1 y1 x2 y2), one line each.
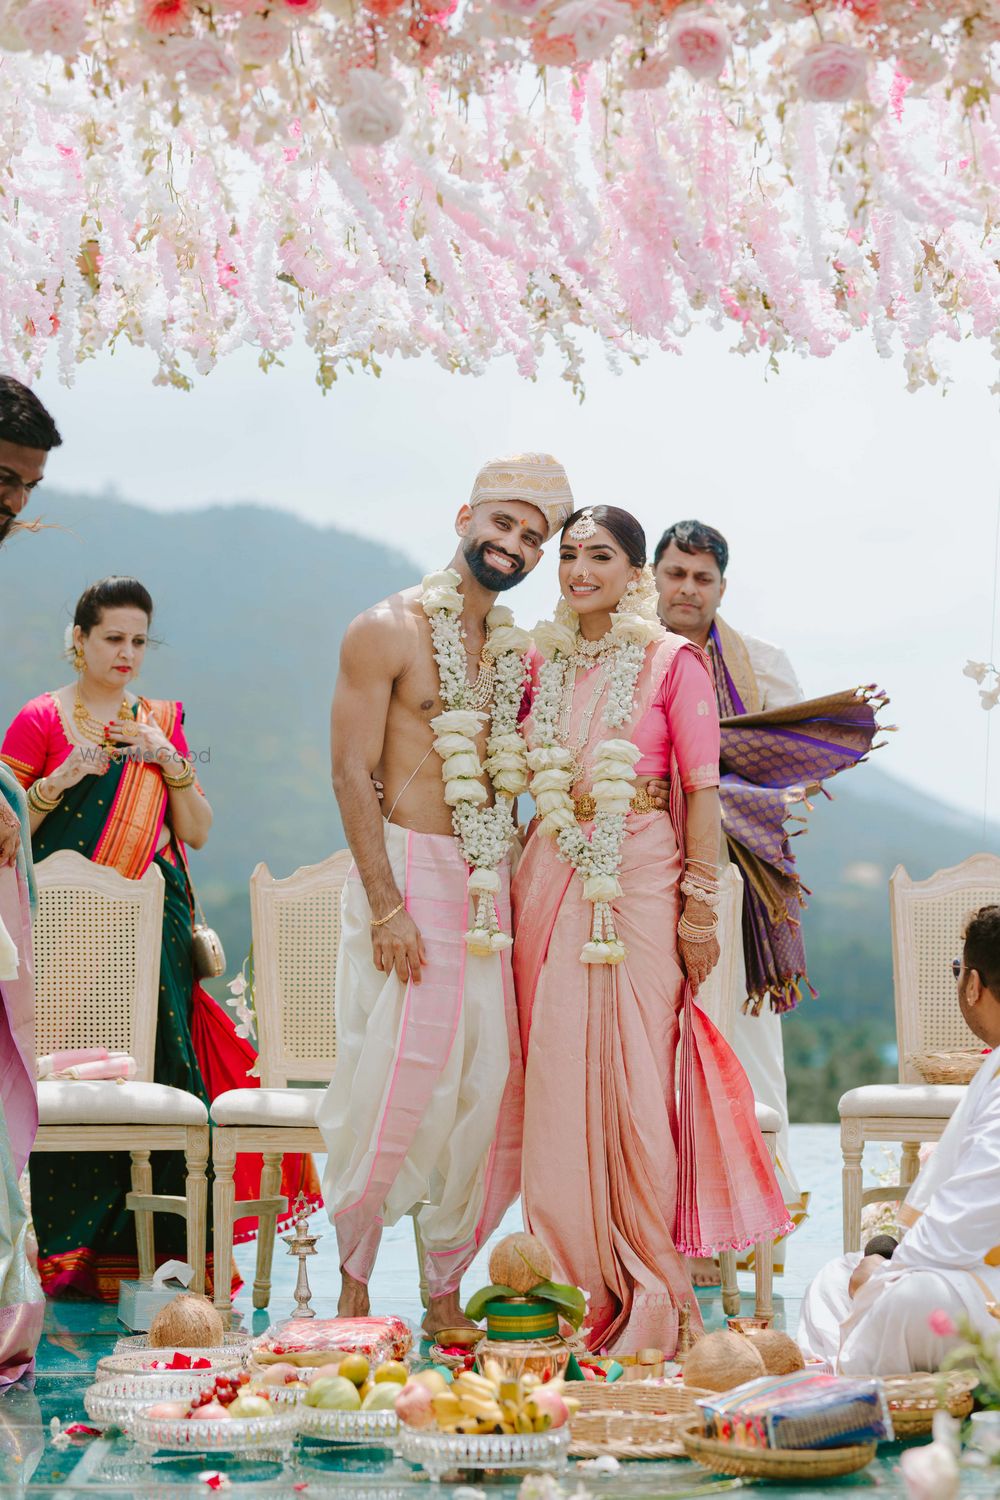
0 765 44 1384
25 745 318 1300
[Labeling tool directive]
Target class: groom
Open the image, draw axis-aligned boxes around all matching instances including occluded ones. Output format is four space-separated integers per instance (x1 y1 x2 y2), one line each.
319 453 574 1334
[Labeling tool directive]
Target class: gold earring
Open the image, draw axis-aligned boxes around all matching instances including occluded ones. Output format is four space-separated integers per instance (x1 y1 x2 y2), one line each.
73 647 85 672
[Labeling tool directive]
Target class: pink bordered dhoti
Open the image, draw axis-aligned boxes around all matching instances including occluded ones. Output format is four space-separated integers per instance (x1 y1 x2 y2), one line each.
318 823 522 1301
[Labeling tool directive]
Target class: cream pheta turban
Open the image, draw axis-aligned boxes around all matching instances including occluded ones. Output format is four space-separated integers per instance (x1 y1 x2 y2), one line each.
469 453 575 537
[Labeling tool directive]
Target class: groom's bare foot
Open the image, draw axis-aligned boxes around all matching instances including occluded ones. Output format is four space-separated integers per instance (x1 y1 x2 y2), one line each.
685 1256 721 1288
338 1273 370 1317
423 1291 479 1337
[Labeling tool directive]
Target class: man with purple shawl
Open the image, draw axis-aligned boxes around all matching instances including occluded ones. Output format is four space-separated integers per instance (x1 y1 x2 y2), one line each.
0 375 63 1383
654 520 885 1271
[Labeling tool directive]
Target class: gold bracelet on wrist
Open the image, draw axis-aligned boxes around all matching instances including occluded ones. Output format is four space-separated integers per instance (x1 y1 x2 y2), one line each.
162 759 196 790
370 900 405 929
27 779 63 814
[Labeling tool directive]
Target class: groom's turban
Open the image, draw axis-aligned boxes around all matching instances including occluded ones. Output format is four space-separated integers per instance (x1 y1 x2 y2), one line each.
469 453 575 536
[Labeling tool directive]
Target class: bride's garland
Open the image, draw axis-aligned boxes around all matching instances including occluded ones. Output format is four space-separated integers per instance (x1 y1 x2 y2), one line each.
528 567 664 966
420 569 531 956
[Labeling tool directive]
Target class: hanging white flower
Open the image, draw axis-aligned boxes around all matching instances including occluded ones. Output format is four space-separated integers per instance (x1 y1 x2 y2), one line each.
532 620 577 660
964 660 989 683
338 70 405 148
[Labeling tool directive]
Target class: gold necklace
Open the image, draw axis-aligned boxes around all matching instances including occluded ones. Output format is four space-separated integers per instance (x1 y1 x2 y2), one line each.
73 685 135 751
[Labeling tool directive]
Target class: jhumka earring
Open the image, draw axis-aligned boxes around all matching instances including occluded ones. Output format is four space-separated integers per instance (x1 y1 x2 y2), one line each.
73 647 85 672
568 508 597 542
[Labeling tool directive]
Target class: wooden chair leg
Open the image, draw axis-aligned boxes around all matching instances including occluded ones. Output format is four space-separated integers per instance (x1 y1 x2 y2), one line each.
130 1150 155 1282
411 1211 429 1309
212 1128 237 1315
252 1152 284 1310
185 1126 210 1297
900 1141 921 1192
718 1250 740 1316
841 1117 865 1254
754 1129 776 1322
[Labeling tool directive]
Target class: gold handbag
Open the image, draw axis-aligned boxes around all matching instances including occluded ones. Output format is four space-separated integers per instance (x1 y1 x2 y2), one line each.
192 922 226 980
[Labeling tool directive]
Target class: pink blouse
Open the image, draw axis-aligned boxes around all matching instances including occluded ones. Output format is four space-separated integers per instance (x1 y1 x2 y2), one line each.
1 692 192 788
631 645 720 791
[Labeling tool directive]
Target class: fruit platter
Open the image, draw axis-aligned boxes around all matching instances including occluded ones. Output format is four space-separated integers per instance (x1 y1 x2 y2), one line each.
130 1371 300 1455
294 1352 407 1441
392 1358 574 1481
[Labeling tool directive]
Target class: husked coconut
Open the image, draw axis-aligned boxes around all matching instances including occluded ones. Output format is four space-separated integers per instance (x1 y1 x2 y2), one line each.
488 1233 554 1295
743 1328 805 1376
148 1292 225 1349
682 1330 765 1392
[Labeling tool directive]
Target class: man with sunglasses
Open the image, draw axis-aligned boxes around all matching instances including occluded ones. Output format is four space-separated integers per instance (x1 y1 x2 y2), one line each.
798 904 1000 1374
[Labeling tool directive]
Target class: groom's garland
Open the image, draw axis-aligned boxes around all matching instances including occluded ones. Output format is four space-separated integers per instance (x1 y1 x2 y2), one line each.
528 568 664 966
420 569 531 955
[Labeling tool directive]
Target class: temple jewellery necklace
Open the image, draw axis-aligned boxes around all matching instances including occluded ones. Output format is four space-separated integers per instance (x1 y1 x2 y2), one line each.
73 684 137 757
460 628 497 712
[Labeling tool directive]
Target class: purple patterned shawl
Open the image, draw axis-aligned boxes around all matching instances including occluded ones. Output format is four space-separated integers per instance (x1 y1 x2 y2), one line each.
710 622 888 1014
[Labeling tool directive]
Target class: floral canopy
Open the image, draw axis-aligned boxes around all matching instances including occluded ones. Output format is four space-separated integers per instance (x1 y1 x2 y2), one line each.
1 0 999 392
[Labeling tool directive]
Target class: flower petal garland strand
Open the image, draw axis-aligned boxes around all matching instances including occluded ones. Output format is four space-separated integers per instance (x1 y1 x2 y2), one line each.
421 569 530 954
5 4 1000 392
527 567 663 965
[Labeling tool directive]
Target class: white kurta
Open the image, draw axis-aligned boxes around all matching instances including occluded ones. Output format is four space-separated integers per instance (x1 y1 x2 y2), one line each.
798 1050 1000 1375
725 631 808 1261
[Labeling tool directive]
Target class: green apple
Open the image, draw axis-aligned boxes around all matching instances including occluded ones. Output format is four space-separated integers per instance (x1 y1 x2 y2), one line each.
227 1395 274 1420
306 1375 362 1412
361 1383 401 1412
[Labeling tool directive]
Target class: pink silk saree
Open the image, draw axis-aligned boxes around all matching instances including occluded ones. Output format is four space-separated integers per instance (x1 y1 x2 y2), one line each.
512 637 790 1354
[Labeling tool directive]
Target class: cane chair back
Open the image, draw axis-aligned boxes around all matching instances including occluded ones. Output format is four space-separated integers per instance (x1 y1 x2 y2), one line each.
32 850 164 1081
249 850 353 1088
891 855 1000 1082
695 863 744 1040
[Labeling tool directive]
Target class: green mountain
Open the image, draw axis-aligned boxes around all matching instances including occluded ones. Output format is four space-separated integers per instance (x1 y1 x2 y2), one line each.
3 490 993 1119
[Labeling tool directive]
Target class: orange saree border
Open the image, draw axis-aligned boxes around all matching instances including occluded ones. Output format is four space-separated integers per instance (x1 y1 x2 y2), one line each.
92 699 176 879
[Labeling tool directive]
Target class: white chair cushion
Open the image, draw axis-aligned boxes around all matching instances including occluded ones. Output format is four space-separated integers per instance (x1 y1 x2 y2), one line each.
754 1101 782 1136
38 1080 208 1126
210 1088 321 1128
838 1083 965 1119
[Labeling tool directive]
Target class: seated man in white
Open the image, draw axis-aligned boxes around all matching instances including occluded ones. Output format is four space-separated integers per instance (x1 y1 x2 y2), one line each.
798 903 1000 1375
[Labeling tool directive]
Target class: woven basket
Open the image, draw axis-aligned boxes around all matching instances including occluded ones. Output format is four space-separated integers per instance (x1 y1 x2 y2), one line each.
907 1050 986 1085
567 1382 711 1460
883 1372 977 1437
681 1422 877 1481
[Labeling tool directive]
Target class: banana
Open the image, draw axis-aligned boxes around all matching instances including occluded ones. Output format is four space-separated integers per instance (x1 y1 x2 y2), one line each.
458 1396 504 1425
515 1409 535 1435
431 1392 462 1423
453 1372 497 1400
481 1358 505 1385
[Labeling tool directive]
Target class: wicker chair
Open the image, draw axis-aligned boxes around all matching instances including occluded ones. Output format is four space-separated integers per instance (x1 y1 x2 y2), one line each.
32 850 210 1291
837 854 1000 1252
696 863 780 1321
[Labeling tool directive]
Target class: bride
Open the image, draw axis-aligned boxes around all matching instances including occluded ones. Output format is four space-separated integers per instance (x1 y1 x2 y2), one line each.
512 505 790 1355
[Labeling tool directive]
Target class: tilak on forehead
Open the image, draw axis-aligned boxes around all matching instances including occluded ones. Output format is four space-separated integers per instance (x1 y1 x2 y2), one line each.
469 452 574 537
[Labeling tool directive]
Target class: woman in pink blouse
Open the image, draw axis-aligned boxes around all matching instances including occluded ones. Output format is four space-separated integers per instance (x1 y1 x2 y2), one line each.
512 507 789 1355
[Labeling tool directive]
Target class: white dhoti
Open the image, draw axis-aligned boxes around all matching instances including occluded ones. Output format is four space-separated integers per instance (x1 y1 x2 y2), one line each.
318 823 523 1302
796 1253 860 1365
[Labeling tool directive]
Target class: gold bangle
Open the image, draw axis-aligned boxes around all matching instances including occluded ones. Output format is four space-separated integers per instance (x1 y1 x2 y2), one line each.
162 760 196 790
27 779 62 813
370 900 405 929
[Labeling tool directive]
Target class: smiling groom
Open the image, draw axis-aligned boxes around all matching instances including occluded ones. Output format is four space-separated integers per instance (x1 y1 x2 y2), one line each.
318 454 575 1334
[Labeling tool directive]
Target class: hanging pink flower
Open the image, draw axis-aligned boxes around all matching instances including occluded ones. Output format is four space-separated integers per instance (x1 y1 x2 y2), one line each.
667 11 729 79
171 36 239 91
279 0 322 15
897 42 948 89
141 0 192 35
531 30 578 65
18 0 86 57
796 43 868 102
236 17 288 66
623 52 674 88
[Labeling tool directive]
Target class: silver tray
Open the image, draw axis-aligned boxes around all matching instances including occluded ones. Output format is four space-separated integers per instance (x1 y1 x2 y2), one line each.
396 1424 569 1481
131 1404 300 1455
298 1405 399 1442
84 1374 211 1431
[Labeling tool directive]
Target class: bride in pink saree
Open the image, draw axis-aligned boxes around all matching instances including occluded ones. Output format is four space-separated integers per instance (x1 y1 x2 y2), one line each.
512 506 790 1355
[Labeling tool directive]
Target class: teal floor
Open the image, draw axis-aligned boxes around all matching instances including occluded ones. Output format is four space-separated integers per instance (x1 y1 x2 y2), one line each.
3 1127 997 1496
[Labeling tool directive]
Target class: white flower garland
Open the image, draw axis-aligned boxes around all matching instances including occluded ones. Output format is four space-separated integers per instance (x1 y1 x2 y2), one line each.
421 569 531 955
528 566 664 966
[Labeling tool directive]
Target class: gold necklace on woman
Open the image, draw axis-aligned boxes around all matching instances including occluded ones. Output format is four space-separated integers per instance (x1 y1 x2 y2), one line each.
73 684 136 754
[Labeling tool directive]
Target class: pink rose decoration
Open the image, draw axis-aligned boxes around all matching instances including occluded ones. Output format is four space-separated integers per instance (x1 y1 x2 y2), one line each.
236 18 288 66
796 43 869 102
141 0 192 35
18 0 86 57
171 37 239 92
898 42 948 88
337 70 405 146
927 1308 957 1338
667 12 730 79
280 0 322 15
531 31 578 66
547 0 631 62
623 53 674 89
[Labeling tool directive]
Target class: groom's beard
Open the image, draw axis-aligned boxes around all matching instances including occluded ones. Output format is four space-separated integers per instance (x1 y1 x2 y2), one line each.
0 508 15 546
463 537 526 593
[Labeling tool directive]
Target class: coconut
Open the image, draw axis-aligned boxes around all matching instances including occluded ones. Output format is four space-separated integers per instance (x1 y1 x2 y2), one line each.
488 1233 554 1295
743 1328 805 1376
682 1330 765 1392
148 1293 225 1349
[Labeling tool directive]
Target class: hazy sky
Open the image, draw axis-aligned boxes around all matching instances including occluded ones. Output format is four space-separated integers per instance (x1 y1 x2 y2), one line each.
30 324 1000 830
